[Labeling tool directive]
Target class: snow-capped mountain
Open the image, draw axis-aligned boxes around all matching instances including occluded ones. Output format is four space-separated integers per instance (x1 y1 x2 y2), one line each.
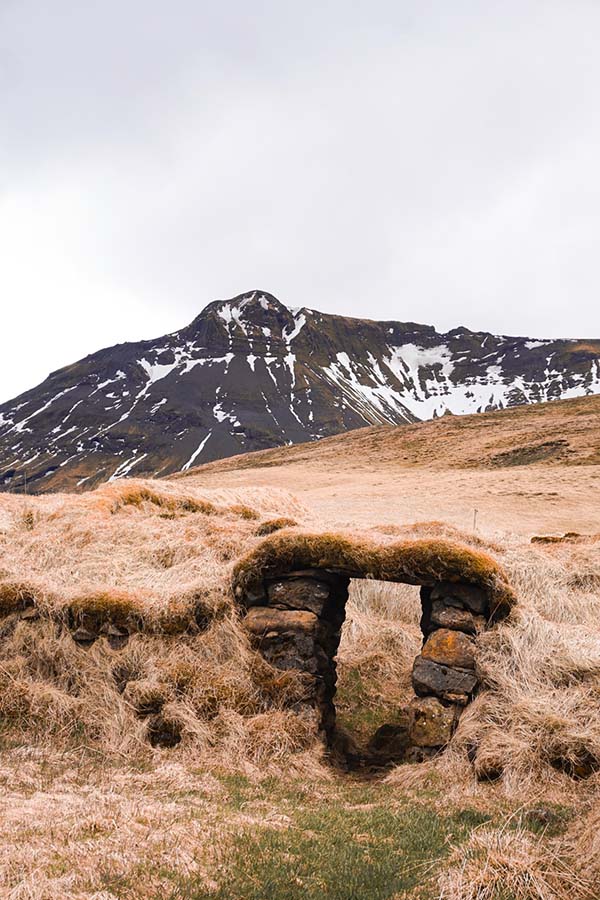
1 290 599 493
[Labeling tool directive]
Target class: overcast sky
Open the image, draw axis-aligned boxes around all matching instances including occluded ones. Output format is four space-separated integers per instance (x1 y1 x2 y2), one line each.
1 1 599 402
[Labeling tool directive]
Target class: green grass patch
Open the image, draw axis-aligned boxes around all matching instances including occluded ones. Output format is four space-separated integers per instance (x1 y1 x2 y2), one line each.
335 667 408 745
161 778 495 900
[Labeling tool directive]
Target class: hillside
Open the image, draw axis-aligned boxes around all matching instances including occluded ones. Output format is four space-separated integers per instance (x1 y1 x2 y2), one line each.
178 393 600 473
178 395 600 536
1 291 599 493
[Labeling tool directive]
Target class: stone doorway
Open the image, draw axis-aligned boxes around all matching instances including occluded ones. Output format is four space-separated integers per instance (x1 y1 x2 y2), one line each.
333 579 425 769
233 533 515 767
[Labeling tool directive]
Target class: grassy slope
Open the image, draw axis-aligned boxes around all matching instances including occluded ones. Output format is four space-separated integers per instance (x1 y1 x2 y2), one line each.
176 394 600 474
177 395 600 536
0 750 577 900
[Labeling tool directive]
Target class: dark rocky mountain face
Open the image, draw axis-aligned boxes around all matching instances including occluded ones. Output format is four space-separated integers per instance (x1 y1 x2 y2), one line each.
1 290 599 493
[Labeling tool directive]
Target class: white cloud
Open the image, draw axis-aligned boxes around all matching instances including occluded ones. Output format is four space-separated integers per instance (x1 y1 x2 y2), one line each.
1 0 599 402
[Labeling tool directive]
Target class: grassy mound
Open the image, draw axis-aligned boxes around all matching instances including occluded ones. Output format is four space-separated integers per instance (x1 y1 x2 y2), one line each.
233 531 516 620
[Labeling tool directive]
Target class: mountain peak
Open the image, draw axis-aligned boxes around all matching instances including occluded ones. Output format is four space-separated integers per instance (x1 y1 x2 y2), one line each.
1 297 599 493
208 290 287 316
183 290 293 337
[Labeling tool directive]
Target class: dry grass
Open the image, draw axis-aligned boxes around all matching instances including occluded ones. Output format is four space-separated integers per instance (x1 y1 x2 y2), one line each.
0 479 319 770
177 398 600 538
438 825 591 900
2 474 598 792
0 579 38 615
175 394 600 478
1 457 600 896
255 516 298 536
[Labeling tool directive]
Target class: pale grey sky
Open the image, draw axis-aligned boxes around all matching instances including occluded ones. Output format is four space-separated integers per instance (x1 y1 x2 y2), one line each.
1 1 599 402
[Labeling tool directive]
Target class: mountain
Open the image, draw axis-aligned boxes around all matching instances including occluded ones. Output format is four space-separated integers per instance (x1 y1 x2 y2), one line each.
1 290 599 493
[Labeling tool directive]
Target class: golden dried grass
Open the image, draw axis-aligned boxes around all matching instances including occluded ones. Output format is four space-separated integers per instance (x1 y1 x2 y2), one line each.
1 471 599 801
0 479 320 766
255 516 298 536
2 464 600 896
0 579 38 615
438 826 591 900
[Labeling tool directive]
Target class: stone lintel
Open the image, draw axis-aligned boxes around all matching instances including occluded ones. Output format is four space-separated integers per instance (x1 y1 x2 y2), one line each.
267 578 330 616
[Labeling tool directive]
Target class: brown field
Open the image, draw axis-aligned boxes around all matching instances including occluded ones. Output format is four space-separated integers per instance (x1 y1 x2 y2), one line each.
1 395 600 899
177 394 600 535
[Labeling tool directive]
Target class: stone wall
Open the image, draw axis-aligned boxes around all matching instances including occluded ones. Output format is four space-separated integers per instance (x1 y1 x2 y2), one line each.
242 572 495 759
244 570 349 737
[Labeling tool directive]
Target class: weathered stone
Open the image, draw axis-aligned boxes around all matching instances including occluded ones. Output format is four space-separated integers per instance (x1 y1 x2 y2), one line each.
422 628 476 669
263 640 332 677
71 626 98 646
404 745 439 763
408 696 458 747
102 623 129 650
244 606 320 637
244 607 337 677
242 569 500 760
412 655 478 699
429 600 484 635
367 720 411 763
431 581 488 615
267 578 330 616
443 691 471 706
236 583 267 607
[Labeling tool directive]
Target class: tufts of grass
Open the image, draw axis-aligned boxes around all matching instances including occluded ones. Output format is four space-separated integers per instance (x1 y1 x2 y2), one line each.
67 589 146 629
255 517 298 536
110 483 218 516
122 679 174 716
229 504 260 521
438 825 590 900
0 579 38 616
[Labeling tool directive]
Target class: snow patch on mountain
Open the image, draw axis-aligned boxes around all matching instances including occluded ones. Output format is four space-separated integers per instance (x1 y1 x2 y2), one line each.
1 290 599 492
182 431 212 471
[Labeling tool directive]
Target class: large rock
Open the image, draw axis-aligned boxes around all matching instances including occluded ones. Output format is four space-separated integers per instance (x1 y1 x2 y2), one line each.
408 696 457 747
429 600 484 635
267 578 330 616
431 581 488 615
421 628 476 669
244 606 320 636
244 606 337 677
412 655 478 700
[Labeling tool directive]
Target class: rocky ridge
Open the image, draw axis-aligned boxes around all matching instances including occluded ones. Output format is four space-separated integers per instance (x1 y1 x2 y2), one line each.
1 290 599 492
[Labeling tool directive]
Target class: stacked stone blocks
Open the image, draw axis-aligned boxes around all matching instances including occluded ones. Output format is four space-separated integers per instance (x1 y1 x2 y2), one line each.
242 572 494 756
